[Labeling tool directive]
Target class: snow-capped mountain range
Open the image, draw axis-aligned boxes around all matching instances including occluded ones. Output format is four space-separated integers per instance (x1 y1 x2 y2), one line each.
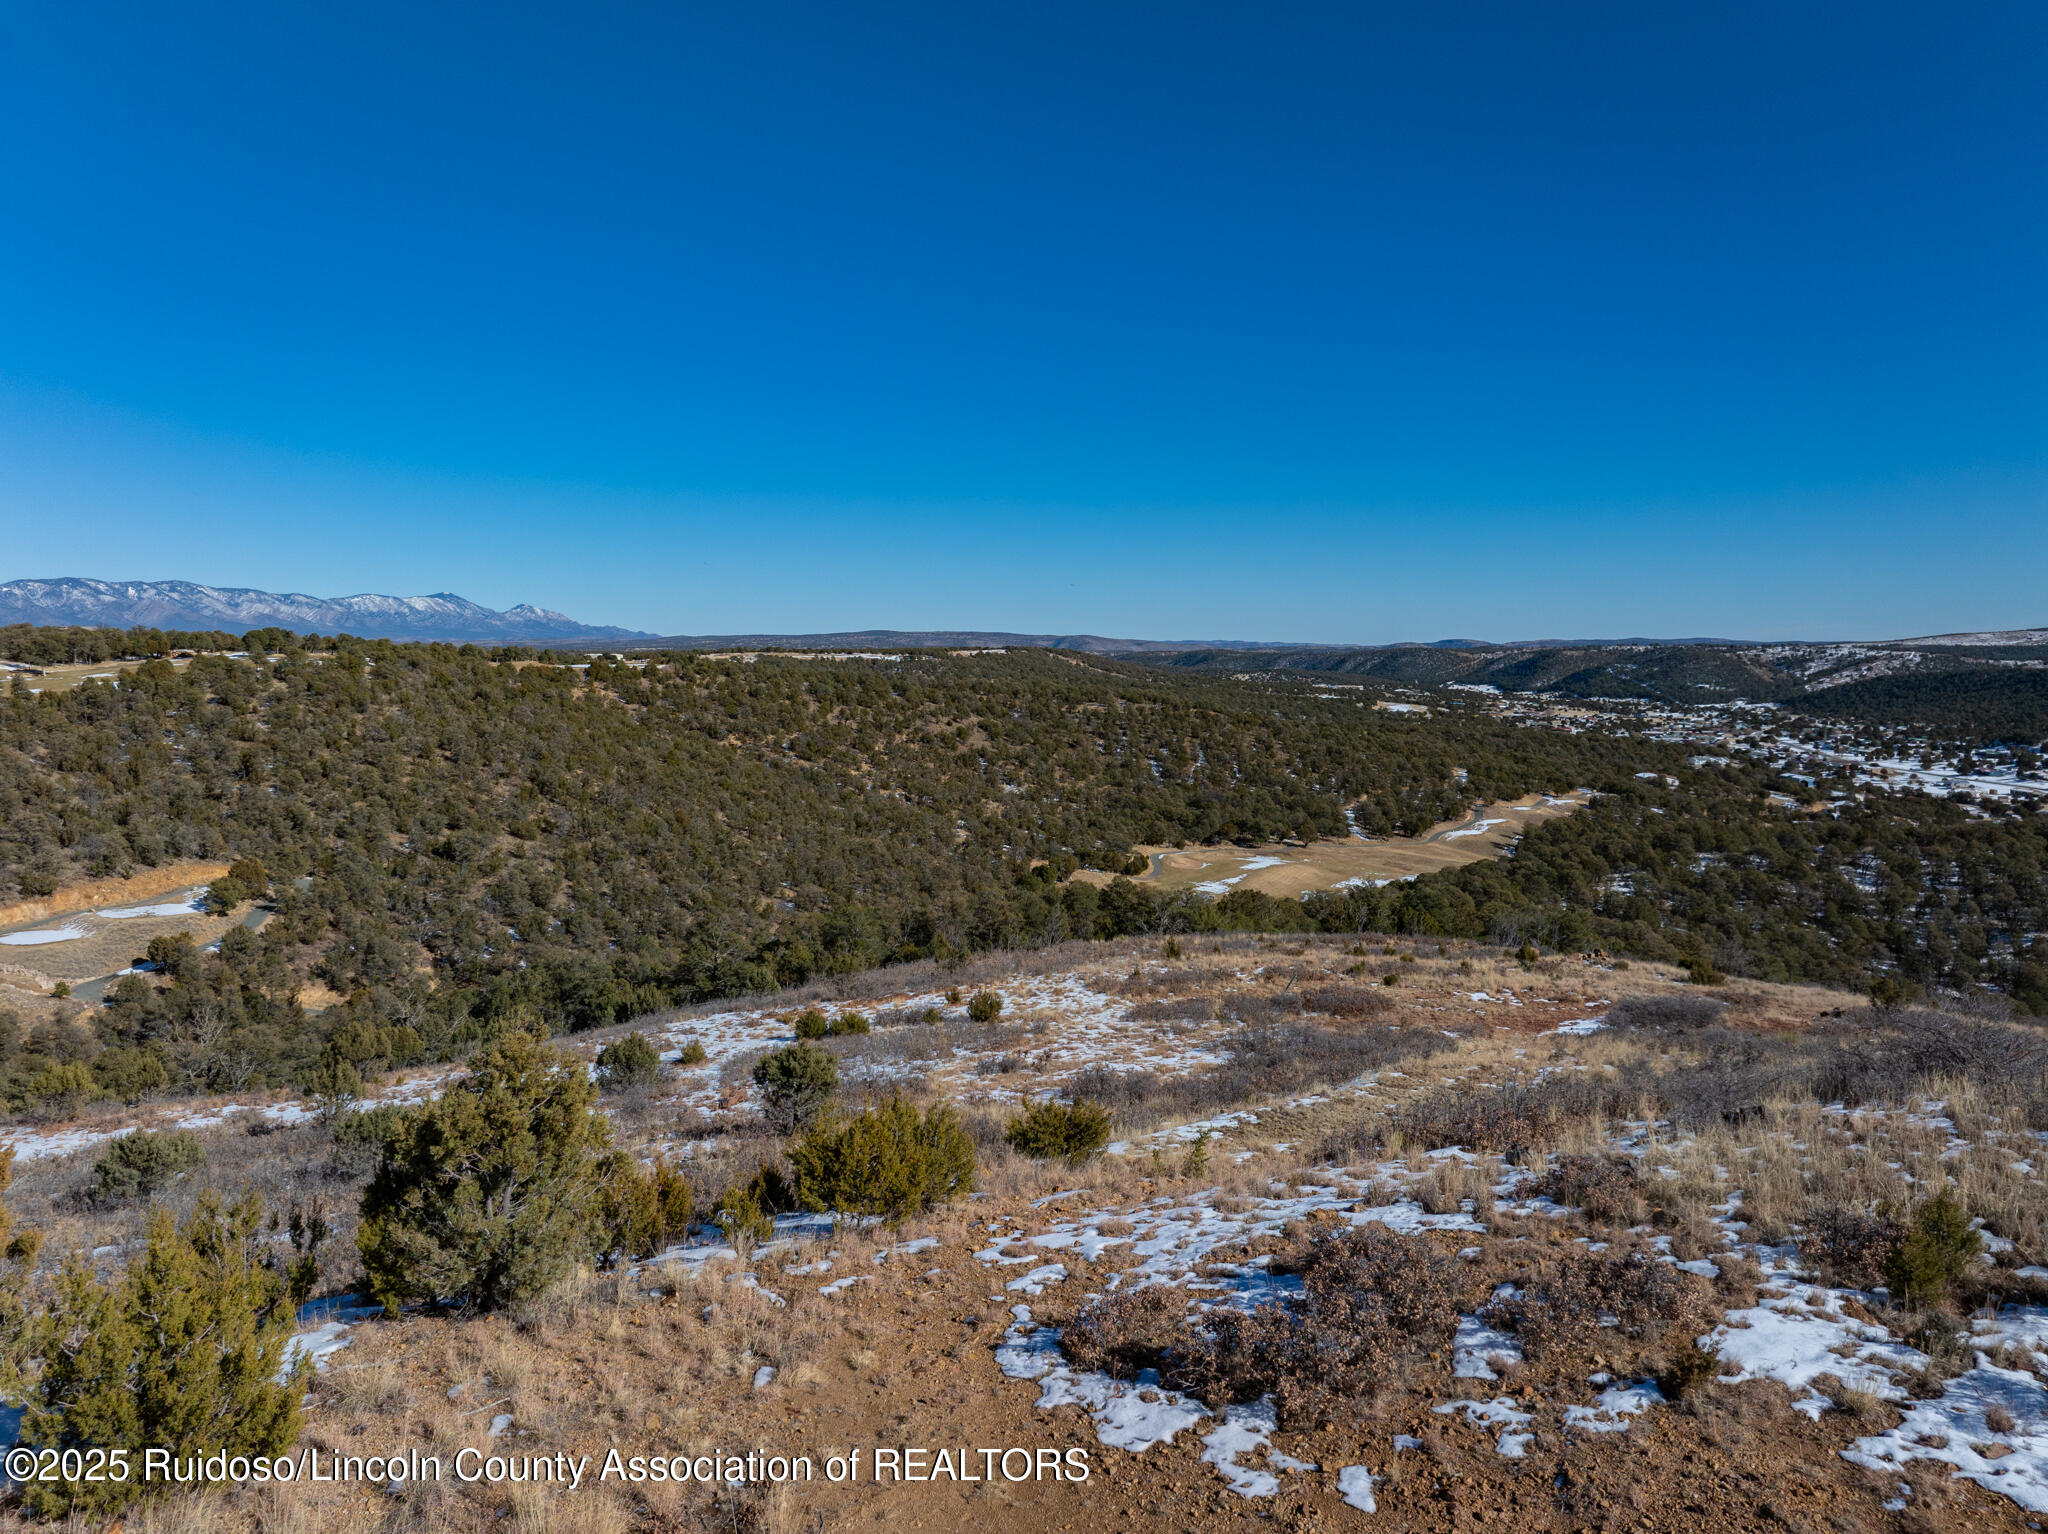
0 578 655 645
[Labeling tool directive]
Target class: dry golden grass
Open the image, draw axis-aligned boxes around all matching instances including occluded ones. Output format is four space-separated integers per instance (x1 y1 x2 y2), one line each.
1091 791 1593 900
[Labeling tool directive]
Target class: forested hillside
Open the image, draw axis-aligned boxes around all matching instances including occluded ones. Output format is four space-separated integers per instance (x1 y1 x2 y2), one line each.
1308 773 2048 1012
1139 635 2048 738
1795 667 2048 743
0 641 1659 1082
2 632 2043 1107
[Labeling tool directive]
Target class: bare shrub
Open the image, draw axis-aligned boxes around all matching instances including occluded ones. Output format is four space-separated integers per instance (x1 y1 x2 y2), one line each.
1059 1284 1188 1378
1608 995 1727 1031
827 1025 951 1069
1488 1250 1719 1363
1186 1227 1465 1425
1808 1011 2048 1127
1301 986 1390 1022
870 1005 945 1029
1222 993 1288 1026
1075 1025 1453 1131
1123 996 1221 1023
1535 1154 1648 1227
1108 967 1212 999
1801 1201 1903 1289
1064 1066 1167 1127
1387 1074 1623 1158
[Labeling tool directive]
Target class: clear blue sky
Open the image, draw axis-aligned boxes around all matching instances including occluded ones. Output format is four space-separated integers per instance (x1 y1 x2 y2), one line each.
2 2 2043 642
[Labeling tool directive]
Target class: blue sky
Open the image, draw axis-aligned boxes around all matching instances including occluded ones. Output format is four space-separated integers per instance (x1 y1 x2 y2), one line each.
2 2 2043 642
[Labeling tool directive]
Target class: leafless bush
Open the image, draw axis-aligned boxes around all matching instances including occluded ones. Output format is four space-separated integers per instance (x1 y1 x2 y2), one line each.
1071 1024 1453 1130
1608 995 1727 1031
1486 1250 1718 1362
1386 1073 1623 1158
1800 1201 1903 1289
870 1005 944 1029
1059 1284 1189 1378
828 1018 1018 1070
959 1108 1013 1154
1222 993 1289 1026
1619 1009 2048 1129
1063 1066 1167 1126
1185 1227 1466 1425
1108 967 1213 999
1534 1154 1648 1226
1301 985 1390 1022
1123 996 1221 1023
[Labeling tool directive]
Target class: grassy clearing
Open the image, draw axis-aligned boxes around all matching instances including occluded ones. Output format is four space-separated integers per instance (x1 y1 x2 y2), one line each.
1107 791 1591 899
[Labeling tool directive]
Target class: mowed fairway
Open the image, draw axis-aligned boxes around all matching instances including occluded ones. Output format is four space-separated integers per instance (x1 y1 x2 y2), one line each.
1 653 214 695
1118 791 1590 898
0 865 245 1011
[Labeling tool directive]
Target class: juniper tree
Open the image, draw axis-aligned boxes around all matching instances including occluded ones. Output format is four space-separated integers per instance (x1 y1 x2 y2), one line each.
89 1130 206 1203
753 1042 839 1133
1004 1100 1113 1163
595 1031 663 1092
22 1190 305 1518
356 1029 612 1313
788 1097 976 1221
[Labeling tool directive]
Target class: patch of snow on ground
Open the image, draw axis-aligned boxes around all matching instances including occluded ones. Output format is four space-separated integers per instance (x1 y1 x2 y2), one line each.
0 1125 128 1162
1433 1398 1535 1457
0 925 87 945
996 1309 1209 1453
1442 818 1506 840
1545 1017 1607 1036
1337 1464 1377 1511
284 1320 355 1376
1201 1398 1313 1497
1703 1277 1926 1416
284 1295 383 1378
1007 1263 1069 1294
1454 1305 1524 1379
1564 1380 1665 1433
1844 1358 2048 1513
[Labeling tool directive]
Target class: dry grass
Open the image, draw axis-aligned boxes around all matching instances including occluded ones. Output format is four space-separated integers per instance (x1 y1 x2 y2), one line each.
1108 791 1592 899
10 946 2041 1531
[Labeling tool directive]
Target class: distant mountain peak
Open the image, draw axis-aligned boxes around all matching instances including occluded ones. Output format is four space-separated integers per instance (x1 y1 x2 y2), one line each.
0 577 654 646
